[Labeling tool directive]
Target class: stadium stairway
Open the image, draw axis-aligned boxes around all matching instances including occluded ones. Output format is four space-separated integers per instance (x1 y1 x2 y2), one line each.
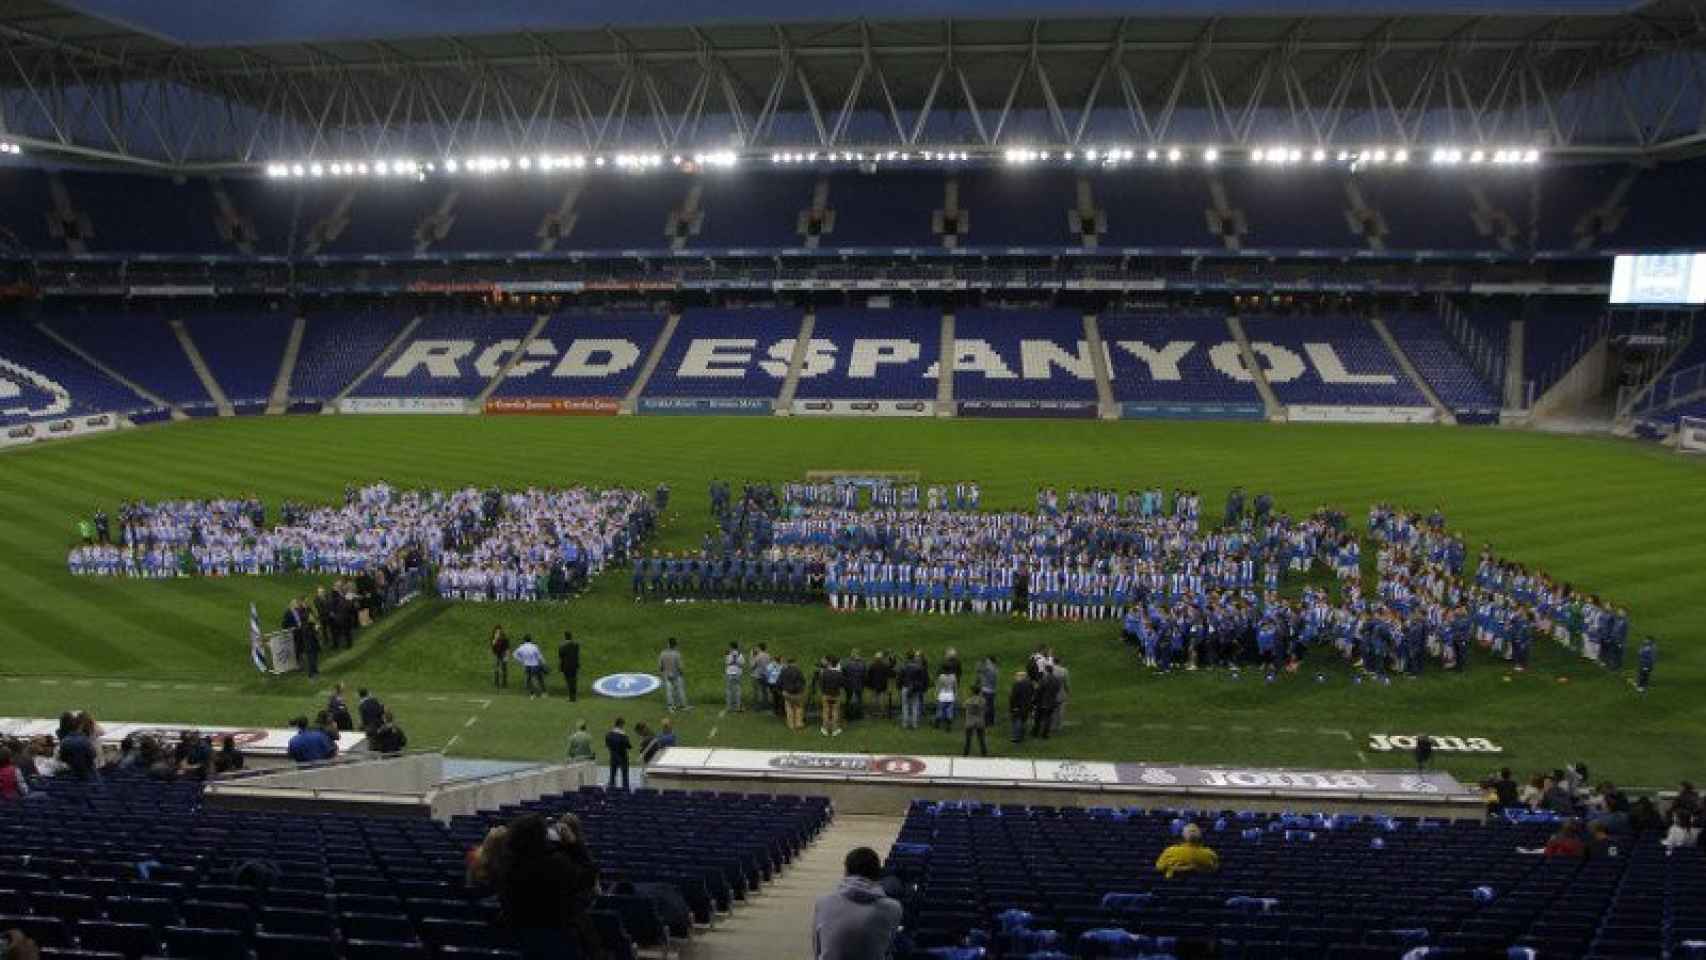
267 314 307 414
33 320 186 421
331 315 422 406
623 311 680 413
473 312 551 406
1226 315 1285 421
690 814 903 960
937 312 956 412
169 317 234 416
1369 314 1454 424
775 310 816 413
1083 313 1117 419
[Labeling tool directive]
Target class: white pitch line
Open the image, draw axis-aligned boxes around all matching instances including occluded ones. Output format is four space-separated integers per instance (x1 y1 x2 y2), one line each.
707 726 719 740
444 735 461 750
1356 751 1370 765
463 716 480 729
427 695 450 703
38 679 60 686
1316 728 1353 741
1275 726 1299 734
105 681 129 688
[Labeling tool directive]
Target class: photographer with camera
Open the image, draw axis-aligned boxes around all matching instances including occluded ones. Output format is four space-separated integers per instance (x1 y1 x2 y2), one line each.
486 812 605 959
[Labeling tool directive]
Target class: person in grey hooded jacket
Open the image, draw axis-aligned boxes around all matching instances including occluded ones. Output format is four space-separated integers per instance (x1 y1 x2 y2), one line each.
812 847 903 960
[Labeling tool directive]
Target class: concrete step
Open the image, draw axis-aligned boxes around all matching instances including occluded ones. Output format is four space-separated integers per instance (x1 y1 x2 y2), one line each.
689 814 903 960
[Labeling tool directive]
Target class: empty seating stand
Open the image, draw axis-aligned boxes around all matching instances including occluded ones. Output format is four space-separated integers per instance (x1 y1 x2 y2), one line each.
0 774 832 960
886 801 1703 959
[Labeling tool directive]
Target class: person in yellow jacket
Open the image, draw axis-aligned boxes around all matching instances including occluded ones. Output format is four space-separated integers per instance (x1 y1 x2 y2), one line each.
1155 823 1220 878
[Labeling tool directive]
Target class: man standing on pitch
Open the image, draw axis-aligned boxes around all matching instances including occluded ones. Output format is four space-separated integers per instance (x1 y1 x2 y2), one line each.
605 718 632 791
558 631 581 701
659 637 689 712
513 635 547 699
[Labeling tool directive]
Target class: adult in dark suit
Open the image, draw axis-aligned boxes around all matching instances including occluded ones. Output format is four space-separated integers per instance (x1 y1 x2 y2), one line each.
282 598 318 677
605 718 632 791
358 688 385 733
1009 671 1035 744
558 632 581 701
1032 665 1060 739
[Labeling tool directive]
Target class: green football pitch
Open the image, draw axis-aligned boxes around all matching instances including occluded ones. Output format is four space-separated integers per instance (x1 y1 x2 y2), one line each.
2 415 1701 788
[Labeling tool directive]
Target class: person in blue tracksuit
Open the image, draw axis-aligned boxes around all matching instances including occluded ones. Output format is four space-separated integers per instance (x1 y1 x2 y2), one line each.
1635 637 1656 693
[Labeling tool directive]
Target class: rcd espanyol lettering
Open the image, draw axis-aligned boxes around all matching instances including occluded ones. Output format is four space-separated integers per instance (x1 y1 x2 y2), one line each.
379 334 1403 385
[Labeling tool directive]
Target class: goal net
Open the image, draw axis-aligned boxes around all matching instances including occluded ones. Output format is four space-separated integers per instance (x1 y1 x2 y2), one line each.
1678 416 1706 454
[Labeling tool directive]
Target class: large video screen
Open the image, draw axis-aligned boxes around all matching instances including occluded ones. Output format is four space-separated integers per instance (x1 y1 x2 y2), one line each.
1609 253 1706 305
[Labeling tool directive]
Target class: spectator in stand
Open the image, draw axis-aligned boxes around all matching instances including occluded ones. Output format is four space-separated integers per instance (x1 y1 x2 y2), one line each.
327 684 354 732
1586 822 1618 858
819 655 847 738
643 719 677 764
1156 823 1220 878
176 732 212 780
213 735 245 774
57 714 99 780
29 737 64 778
358 687 386 733
962 688 988 757
286 716 337 763
0 747 27 801
659 637 689 712
724 642 746 713
812 847 903 960
606 718 632 791
371 710 408 753
1670 781 1700 819
1519 774 1545 810
1629 796 1664 835
1009 671 1035 744
558 631 580 701
780 657 807 731
1664 810 1700 850
514 635 547 699
490 625 511 689
490 813 604 959
566 721 596 763
1 929 39 960
1543 820 1587 858
1540 776 1576 816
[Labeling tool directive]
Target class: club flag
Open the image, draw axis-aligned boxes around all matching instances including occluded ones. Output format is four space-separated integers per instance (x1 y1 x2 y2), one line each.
249 602 269 673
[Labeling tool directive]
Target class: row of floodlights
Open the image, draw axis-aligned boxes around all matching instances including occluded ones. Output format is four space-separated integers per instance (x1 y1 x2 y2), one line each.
1005 145 1541 167
265 144 1543 179
770 150 971 163
0 142 21 155
265 150 739 178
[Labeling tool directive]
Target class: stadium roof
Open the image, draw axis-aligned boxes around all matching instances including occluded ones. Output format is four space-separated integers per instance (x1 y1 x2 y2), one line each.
2 0 1705 171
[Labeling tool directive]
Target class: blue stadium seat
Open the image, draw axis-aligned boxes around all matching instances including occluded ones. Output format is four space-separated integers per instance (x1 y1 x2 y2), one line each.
254 932 338 960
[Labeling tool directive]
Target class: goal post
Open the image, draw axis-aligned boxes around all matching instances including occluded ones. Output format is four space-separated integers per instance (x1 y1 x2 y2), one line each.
1678 416 1706 454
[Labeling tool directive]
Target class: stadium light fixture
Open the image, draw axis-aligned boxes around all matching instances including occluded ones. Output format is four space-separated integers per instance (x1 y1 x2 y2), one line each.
1202 147 1219 164
1469 149 1485 164
1393 148 1409 165
1311 148 1326 163
290 163 305 177
1370 148 1388 165
308 163 324 177
1523 148 1540 164
1251 148 1265 163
